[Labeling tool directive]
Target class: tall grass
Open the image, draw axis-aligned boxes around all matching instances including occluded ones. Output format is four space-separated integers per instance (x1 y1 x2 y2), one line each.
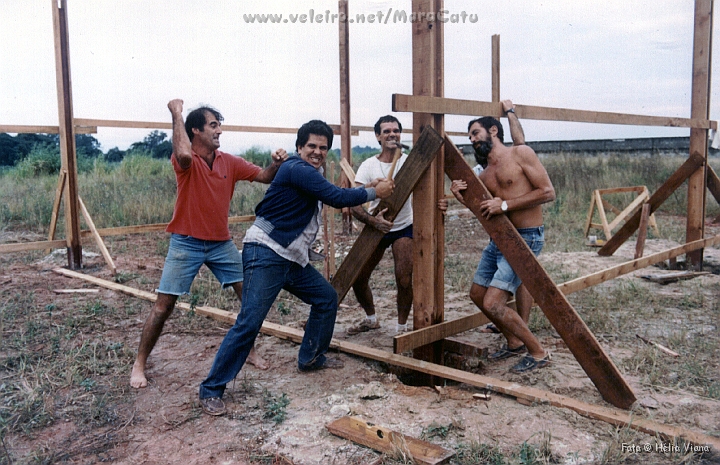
2 151 719 237
0 150 268 233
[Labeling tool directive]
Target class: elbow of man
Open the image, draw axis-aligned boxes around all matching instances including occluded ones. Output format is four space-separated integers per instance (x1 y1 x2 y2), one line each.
544 186 556 203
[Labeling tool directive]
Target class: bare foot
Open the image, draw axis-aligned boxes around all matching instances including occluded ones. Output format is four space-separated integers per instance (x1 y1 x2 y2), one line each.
246 347 269 370
130 361 148 388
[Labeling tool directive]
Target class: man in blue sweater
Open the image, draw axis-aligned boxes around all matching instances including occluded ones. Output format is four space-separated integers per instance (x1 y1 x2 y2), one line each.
198 120 394 416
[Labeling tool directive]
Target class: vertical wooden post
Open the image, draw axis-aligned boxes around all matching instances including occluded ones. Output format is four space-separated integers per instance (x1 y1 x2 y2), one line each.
52 0 82 269
635 204 651 259
686 0 713 269
338 0 354 234
491 34 500 102
412 0 445 372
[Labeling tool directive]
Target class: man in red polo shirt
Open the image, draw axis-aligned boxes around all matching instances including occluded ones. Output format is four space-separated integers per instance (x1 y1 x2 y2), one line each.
130 99 287 388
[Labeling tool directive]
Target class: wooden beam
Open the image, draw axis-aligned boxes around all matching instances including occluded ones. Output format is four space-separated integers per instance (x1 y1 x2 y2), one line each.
634 204 651 259
410 0 445 379
394 312 489 354
686 0 714 269
444 136 635 409
78 197 116 275
72 118 358 137
338 0 353 233
606 190 648 232
0 124 96 134
51 267 720 450
491 34 500 102
599 152 706 256
0 240 68 254
331 127 444 302
47 170 67 252
52 0 82 269
392 94 718 130
326 417 454 465
706 165 720 204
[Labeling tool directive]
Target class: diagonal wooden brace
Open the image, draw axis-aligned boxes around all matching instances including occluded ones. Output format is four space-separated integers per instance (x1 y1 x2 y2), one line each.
599 152 705 256
331 126 445 302
443 136 636 410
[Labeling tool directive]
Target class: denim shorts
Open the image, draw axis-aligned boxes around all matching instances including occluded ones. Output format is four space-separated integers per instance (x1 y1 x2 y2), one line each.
156 234 243 296
473 226 544 295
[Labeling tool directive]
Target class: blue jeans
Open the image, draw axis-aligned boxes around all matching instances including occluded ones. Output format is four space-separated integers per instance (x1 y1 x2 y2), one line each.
473 226 544 295
199 242 338 399
157 234 243 295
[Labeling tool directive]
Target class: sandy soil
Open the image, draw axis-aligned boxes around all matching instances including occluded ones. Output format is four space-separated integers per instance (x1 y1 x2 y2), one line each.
1 213 719 464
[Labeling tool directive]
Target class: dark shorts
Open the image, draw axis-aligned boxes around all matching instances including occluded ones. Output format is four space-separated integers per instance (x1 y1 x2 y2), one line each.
379 224 413 250
473 226 544 295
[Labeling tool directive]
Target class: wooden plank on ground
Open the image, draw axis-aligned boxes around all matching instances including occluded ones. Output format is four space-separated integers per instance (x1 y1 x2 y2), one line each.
640 271 710 284
391 94 718 130
331 126 444 302
444 136 635 409
599 152 706 256
50 267 720 450
394 234 720 352
326 416 454 465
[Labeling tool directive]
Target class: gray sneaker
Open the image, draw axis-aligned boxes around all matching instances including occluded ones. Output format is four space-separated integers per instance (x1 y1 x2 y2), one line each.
199 396 226 416
347 318 381 335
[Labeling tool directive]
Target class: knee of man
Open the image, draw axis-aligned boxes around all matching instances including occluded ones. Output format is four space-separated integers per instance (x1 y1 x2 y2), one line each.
484 299 507 319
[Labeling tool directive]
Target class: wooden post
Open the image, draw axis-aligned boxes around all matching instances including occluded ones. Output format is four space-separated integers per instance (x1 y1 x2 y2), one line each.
411 0 445 376
47 170 67 254
635 204 651 259
338 0 354 234
52 0 82 269
686 0 713 269
491 34 500 102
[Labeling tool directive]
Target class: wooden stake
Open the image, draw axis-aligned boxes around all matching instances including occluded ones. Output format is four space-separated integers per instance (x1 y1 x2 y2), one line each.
46 169 67 255
636 334 680 357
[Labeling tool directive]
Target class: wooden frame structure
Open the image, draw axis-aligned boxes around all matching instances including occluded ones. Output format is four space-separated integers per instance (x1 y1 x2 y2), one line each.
0 0 715 415
584 186 660 241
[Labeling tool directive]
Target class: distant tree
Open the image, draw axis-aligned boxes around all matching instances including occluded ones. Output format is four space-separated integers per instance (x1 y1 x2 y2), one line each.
75 134 102 159
129 130 172 159
105 147 125 163
0 133 22 166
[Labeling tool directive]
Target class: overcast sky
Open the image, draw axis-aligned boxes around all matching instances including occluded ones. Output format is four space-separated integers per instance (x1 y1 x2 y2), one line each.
1 1 718 154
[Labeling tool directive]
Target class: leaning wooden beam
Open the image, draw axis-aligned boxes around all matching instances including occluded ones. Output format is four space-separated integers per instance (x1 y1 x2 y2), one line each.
50 267 720 450
392 94 718 130
331 127 444 302
599 152 706 256
706 165 720 205
47 170 67 254
395 234 720 352
78 197 116 275
444 136 635 409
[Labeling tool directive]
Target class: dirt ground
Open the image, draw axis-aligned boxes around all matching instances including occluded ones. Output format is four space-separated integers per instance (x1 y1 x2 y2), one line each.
1 210 720 464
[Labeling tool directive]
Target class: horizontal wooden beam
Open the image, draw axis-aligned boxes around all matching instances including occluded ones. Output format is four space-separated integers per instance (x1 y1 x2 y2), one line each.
51 267 720 450
0 239 67 253
392 94 718 130
0 124 97 134
1 216 257 256
395 234 720 352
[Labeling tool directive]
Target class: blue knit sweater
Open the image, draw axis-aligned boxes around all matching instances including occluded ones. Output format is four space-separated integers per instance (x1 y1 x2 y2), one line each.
254 156 375 247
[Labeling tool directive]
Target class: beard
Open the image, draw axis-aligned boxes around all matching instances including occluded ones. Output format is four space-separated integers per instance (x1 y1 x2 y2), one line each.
473 137 493 168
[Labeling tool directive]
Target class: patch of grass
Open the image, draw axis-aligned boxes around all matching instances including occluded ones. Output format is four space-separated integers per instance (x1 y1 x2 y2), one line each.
453 440 506 465
262 389 290 424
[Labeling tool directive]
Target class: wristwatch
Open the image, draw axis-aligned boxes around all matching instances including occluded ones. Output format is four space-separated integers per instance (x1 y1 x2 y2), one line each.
501 200 508 212
505 108 515 114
